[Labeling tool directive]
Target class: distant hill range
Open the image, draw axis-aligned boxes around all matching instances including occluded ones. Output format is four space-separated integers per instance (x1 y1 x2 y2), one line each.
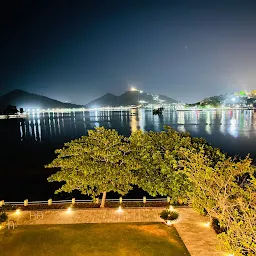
0 89 83 110
0 88 178 110
187 91 256 108
86 89 178 108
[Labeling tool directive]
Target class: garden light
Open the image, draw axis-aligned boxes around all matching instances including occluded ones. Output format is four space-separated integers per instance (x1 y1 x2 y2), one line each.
117 206 123 213
67 207 72 213
169 205 174 211
203 221 210 227
16 209 21 215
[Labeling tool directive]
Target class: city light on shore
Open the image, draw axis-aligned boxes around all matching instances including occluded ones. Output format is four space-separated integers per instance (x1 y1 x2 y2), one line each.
130 87 138 92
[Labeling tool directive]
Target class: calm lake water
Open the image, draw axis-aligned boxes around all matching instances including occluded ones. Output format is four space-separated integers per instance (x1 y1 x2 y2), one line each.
1 108 256 201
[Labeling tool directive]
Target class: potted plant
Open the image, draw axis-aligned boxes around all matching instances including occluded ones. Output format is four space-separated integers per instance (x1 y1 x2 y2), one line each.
160 209 179 225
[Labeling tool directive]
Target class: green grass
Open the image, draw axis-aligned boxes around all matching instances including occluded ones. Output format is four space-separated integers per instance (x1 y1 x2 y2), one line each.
0 223 190 256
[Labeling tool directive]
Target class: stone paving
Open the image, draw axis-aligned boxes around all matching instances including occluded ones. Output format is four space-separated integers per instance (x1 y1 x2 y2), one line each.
7 207 226 256
174 208 226 256
8 208 163 225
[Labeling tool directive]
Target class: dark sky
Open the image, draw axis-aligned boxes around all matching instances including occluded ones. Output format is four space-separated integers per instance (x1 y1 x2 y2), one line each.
1 0 256 104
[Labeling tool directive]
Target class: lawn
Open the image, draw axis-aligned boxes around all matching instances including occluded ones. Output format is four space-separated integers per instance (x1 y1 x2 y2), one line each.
0 223 190 256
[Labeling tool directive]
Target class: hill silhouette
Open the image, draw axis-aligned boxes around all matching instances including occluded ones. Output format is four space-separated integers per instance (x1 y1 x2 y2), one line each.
0 90 83 109
86 90 178 107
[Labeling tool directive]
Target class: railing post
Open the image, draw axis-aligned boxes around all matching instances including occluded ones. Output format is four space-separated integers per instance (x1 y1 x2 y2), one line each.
143 196 146 204
48 199 52 205
167 196 170 203
24 199 28 206
119 197 122 204
72 198 75 205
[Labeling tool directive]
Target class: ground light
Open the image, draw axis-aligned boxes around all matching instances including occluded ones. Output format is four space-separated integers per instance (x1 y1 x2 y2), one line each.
166 220 171 226
16 209 21 215
169 205 174 211
117 206 123 213
203 221 210 227
67 207 72 213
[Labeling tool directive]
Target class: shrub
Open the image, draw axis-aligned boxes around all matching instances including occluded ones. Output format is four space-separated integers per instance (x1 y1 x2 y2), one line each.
1 205 17 211
167 211 179 221
211 218 226 234
160 209 179 221
160 210 169 220
0 212 8 223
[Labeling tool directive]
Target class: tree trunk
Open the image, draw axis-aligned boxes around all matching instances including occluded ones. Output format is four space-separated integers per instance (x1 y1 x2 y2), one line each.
100 191 107 208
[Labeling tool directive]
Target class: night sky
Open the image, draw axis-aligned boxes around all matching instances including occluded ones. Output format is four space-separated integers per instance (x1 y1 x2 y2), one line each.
1 0 256 104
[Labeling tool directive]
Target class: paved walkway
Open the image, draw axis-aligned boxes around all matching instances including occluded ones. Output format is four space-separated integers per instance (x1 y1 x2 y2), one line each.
8 208 163 225
174 208 225 256
7 207 225 256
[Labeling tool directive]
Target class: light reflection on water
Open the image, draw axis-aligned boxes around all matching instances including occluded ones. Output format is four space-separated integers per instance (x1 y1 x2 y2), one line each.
16 109 256 142
6 108 255 158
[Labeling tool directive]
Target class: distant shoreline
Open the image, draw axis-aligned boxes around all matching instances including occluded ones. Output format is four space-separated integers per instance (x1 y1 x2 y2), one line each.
176 107 256 111
0 106 255 117
0 114 28 119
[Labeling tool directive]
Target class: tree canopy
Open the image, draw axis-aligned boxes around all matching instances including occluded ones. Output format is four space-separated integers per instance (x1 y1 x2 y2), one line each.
129 126 225 204
46 127 139 207
180 147 256 255
129 127 191 203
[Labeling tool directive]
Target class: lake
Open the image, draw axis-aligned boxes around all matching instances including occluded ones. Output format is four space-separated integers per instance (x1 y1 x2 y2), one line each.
1 108 256 201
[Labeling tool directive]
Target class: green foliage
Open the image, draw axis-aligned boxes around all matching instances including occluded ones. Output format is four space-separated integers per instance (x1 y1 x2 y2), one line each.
180 148 256 255
160 210 179 221
0 212 8 223
129 127 192 203
211 218 226 234
129 126 223 204
46 127 140 202
0 205 17 211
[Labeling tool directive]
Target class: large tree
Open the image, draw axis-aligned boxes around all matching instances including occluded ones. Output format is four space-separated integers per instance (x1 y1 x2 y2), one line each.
129 126 224 204
129 127 192 203
46 127 138 207
180 147 256 255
